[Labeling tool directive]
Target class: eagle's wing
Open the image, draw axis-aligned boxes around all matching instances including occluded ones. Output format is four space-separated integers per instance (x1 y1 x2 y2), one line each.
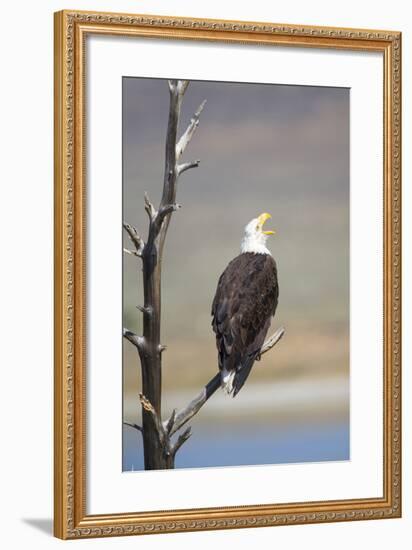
212 253 278 396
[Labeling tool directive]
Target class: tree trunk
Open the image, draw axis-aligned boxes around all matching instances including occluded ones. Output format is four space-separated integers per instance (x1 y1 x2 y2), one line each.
140 250 164 469
139 84 183 469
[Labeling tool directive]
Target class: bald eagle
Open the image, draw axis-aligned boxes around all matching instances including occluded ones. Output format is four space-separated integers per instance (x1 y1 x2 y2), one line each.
211 213 279 397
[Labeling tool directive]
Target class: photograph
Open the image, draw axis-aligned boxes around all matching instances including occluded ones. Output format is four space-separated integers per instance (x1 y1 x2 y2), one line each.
122 77 350 471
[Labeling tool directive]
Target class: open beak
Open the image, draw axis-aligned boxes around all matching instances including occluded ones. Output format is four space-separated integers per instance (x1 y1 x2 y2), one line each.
257 212 275 235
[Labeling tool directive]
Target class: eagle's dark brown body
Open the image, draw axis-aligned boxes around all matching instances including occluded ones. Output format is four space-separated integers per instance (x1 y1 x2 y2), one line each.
211 252 279 396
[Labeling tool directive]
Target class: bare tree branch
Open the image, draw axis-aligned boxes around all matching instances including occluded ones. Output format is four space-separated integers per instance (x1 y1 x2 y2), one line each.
167 79 178 94
123 421 143 433
139 393 166 445
136 305 152 316
166 327 285 437
157 203 181 223
144 192 156 220
171 427 192 457
176 100 207 160
123 223 144 255
168 79 189 98
123 328 144 349
177 80 190 96
259 327 285 356
165 408 176 434
177 160 200 175
123 247 140 258
167 374 220 438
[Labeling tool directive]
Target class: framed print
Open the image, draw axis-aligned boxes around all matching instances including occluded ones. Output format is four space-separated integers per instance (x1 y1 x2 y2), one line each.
54 9 402 539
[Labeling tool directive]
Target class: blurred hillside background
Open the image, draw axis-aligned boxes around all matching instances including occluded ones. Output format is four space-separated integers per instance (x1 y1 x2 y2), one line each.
122 78 349 471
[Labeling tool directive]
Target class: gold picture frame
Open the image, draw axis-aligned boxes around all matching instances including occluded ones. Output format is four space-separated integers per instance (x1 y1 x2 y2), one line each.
54 9 402 539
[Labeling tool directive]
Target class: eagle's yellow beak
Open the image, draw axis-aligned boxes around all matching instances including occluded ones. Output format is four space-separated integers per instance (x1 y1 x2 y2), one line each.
257 212 275 235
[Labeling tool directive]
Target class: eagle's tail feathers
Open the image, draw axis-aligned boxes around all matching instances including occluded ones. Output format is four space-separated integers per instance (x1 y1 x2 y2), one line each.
232 359 255 397
221 368 236 395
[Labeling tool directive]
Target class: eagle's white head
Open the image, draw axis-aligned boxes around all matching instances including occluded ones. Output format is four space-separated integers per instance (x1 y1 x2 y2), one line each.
241 212 275 255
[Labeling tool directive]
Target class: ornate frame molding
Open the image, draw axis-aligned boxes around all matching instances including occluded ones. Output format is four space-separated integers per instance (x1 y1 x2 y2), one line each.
54 10 401 539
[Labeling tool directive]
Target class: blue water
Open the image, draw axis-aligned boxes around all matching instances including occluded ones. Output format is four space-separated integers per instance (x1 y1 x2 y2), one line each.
123 421 349 471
